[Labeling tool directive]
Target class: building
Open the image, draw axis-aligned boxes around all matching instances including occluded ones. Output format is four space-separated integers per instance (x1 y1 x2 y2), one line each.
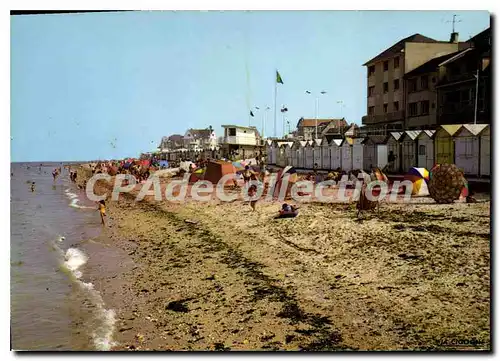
296 118 348 140
403 52 461 128
183 126 217 151
362 33 469 132
220 125 263 160
436 27 491 125
158 134 184 151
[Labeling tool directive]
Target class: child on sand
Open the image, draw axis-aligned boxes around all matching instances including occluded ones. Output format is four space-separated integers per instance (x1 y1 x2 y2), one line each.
97 200 106 225
248 184 258 211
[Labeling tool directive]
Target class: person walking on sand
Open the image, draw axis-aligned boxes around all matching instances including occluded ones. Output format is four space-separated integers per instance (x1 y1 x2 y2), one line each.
30 182 35 192
97 200 106 225
52 168 59 181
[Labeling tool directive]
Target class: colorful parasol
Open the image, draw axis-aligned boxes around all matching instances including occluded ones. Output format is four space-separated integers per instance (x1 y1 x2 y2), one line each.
403 167 430 196
428 164 467 204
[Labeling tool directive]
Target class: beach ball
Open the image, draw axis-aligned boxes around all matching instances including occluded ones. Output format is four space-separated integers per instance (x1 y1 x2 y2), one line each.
428 164 467 204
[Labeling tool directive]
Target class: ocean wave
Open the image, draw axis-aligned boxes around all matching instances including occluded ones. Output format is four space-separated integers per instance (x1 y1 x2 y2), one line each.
54 242 116 351
65 188 93 209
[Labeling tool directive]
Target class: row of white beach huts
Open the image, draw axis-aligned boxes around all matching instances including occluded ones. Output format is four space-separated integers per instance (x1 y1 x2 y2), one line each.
266 124 490 177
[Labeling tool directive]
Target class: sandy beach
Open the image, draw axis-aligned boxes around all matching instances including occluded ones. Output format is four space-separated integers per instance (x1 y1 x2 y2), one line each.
80 168 490 351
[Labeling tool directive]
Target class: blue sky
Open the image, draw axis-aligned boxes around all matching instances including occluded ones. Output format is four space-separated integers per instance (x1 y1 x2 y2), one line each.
11 10 490 161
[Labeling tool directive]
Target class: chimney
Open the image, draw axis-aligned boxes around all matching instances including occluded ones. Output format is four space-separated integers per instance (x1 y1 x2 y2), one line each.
450 32 459 43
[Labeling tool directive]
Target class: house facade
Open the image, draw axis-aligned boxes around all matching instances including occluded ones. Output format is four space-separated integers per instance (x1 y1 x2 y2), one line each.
362 32 468 133
183 126 217 151
296 118 348 140
220 125 263 160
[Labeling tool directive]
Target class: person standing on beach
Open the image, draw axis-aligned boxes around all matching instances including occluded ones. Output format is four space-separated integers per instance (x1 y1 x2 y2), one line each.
52 168 59 181
97 200 106 225
30 182 36 192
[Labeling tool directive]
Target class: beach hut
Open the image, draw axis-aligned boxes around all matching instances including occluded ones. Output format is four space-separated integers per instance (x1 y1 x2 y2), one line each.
313 139 323 169
341 137 353 172
321 136 332 170
284 142 294 167
291 141 301 169
352 137 365 171
330 139 343 170
265 140 274 165
455 124 489 176
270 140 278 165
480 125 490 177
434 125 462 165
297 141 307 169
386 132 403 173
363 135 388 171
401 130 421 172
276 142 288 168
304 141 315 169
416 130 436 171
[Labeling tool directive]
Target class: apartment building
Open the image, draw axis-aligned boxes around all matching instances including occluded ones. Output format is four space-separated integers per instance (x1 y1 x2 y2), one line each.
362 33 468 132
436 27 491 125
401 27 491 126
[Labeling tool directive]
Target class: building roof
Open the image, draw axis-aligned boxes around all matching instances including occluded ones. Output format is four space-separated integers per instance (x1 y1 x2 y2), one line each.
439 124 463 136
332 139 343 147
363 135 388 145
389 132 404 141
168 134 184 142
363 33 469 66
405 51 462 77
417 130 436 139
297 118 348 128
363 34 439 66
221 125 258 130
186 128 212 138
462 124 489 136
438 47 474 67
402 130 422 140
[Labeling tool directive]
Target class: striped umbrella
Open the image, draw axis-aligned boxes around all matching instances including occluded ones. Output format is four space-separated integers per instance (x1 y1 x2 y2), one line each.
404 167 430 196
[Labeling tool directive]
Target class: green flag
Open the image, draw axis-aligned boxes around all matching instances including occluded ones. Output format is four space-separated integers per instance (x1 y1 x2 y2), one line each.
276 70 284 84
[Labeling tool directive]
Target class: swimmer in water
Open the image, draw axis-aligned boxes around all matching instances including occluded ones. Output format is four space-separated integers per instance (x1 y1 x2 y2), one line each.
97 200 106 225
31 182 35 192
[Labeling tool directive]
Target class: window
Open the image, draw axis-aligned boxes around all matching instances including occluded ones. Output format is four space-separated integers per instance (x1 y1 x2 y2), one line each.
409 102 418 116
228 128 236 136
421 76 429 90
383 61 389 71
420 100 430 115
368 86 375 97
368 65 375 76
383 103 388 113
394 79 400 90
368 106 375 115
394 57 400 69
418 145 426 156
408 79 417 92
383 82 389 93
393 101 399 111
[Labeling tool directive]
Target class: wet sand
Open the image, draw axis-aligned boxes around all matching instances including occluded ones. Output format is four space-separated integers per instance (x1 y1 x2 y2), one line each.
81 170 491 351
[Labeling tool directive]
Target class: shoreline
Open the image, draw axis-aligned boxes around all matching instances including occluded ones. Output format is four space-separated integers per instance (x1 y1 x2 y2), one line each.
76 166 491 351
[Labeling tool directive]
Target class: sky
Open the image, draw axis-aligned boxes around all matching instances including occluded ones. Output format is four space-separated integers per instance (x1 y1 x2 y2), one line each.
10 10 490 162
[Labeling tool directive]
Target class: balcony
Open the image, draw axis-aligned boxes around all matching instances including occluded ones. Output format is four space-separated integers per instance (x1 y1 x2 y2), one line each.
362 110 405 125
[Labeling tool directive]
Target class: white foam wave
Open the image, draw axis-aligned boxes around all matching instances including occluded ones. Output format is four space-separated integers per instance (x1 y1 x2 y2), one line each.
65 189 93 209
64 248 88 279
56 245 117 350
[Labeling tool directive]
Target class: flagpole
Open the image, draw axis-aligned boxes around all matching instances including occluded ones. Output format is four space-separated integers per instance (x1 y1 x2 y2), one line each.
274 73 278 138
282 111 286 138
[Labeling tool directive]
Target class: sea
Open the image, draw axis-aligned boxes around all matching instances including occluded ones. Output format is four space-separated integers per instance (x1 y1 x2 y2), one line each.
10 162 122 351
